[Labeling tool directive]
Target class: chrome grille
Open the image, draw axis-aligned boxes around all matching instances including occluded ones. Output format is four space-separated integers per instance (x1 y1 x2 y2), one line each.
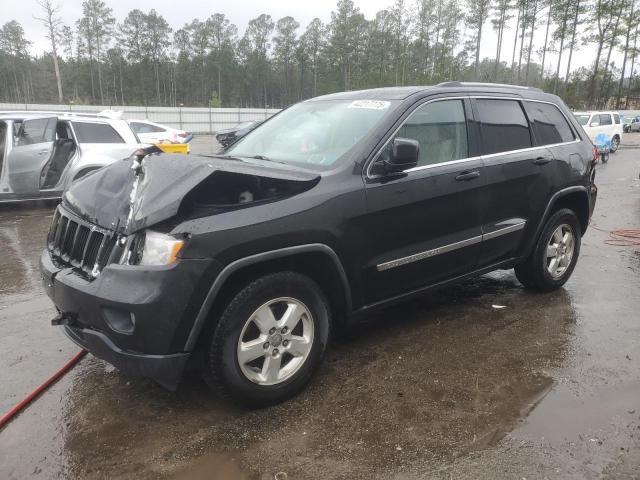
47 207 118 277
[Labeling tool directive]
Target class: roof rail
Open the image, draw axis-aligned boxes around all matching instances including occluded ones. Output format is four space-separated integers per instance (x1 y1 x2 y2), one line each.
436 81 542 92
0 110 106 118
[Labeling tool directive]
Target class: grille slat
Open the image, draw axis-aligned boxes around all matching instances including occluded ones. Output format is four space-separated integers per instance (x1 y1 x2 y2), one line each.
54 216 68 252
47 207 117 278
83 231 104 272
61 222 77 257
70 226 89 266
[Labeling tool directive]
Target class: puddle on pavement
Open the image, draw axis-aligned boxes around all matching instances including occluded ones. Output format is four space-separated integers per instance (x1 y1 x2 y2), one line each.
514 381 640 443
167 452 248 480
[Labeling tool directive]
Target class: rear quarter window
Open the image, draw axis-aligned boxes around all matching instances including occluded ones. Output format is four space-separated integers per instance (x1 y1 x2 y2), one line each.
476 99 532 155
614 113 621 124
72 122 124 143
524 101 575 145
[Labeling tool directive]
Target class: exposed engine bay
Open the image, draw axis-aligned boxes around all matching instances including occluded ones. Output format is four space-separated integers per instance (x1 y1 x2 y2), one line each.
182 170 315 213
63 150 320 235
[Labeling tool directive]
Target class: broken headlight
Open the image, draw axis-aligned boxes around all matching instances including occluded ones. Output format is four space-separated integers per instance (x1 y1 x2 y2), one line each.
129 230 184 266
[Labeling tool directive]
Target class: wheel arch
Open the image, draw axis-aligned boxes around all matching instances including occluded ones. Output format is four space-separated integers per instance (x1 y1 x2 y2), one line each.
184 244 353 351
547 188 590 235
72 166 101 182
528 186 590 252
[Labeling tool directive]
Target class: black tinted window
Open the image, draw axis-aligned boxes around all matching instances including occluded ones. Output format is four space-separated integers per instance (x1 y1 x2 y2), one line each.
599 114 612 126
394 99 468 167
477 99 532 154
73 122 124 143
525 101 575 145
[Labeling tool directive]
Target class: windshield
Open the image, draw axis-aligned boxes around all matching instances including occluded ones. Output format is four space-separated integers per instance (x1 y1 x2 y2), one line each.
574 114 590 126
226 99 398 167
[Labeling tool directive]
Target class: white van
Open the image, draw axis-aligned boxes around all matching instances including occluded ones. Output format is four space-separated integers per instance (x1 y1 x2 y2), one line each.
573 111 623 152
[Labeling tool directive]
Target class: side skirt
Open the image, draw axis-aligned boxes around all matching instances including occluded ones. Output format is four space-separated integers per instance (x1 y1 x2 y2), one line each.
348 257 519 323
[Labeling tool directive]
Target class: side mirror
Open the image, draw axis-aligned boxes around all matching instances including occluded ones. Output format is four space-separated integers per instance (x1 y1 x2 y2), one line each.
384 137 419 173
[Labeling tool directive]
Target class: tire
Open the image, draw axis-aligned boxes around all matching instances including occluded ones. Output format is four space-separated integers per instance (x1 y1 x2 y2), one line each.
610 135 620 153
601 152 609 163
514 208 581 292
203 271 331 407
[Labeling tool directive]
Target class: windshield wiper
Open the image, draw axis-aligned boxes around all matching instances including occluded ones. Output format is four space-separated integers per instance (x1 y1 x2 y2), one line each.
234 154 285 164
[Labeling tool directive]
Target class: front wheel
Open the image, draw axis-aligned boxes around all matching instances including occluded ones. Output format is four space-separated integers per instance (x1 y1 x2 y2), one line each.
515 208 581 292
203 272 331 407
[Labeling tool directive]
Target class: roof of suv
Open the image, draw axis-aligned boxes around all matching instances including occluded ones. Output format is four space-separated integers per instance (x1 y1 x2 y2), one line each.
0 111 120 122
309 82 545 101
573 111 618 115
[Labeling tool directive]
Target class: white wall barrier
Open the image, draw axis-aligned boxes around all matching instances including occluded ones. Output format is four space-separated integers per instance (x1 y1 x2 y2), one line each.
0 103 281 134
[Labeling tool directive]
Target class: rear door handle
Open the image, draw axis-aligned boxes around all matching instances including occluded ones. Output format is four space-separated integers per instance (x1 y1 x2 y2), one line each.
533 156 552 165
455 170 481 181
37 149 49 156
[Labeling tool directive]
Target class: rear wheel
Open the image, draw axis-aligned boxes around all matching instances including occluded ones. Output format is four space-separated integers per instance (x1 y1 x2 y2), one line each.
515 208 581 292
610 135 620 152
203 272 331 407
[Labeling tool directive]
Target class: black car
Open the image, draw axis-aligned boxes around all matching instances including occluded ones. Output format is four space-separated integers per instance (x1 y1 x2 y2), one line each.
41 82 597 406
215 120 262 148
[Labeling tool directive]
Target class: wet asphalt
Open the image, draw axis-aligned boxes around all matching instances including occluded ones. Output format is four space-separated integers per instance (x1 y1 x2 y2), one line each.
1 137 639 480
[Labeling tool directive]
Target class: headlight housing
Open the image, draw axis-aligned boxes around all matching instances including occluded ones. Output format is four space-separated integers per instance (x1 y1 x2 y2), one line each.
138 230 184 266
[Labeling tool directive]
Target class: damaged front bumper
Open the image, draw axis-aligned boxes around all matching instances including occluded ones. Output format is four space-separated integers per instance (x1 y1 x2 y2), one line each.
40 247 212 390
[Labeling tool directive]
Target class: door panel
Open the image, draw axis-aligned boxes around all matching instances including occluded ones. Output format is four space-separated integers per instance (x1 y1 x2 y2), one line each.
7 117 56 194
360 98 484 304
362 159 485 303
480 148 552 264
473 98 552 265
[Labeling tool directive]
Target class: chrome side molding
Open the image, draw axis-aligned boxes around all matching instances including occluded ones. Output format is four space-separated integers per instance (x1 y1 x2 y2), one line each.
376 221 526 272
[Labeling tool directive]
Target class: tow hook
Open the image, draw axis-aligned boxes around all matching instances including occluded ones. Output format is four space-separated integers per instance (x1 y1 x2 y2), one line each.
51 311 78 327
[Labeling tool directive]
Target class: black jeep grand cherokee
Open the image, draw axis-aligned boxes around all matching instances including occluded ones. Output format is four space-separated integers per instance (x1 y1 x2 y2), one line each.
41 82 597 406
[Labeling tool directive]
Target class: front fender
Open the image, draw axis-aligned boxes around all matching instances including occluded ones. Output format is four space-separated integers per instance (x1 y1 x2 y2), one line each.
183 243 352 351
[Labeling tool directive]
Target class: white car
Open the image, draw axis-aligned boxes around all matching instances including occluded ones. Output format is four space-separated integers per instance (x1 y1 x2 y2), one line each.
0 111 146 203
573 111 623 152
128 120 192 144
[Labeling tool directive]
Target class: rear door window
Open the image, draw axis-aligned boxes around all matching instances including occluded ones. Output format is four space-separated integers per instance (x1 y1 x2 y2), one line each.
599 114 613 126
72 122 124 143
524 101 575 145
476 99 532 155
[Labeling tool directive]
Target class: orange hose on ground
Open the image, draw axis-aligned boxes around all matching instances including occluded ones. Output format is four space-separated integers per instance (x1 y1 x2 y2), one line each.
603 229 640 246
591 225 640 246
0 349 87 430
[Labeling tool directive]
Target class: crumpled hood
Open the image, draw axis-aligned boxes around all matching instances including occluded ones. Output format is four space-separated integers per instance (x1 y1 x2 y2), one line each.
63 153 320 235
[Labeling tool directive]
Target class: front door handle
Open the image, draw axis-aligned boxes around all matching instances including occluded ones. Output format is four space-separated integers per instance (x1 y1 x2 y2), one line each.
533 156 552 165
455 170 481 181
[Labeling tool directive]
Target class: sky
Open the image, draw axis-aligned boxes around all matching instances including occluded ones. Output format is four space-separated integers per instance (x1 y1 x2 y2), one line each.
2 0 629 80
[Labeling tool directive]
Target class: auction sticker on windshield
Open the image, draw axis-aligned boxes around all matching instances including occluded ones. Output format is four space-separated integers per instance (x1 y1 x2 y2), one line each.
348 100 390 110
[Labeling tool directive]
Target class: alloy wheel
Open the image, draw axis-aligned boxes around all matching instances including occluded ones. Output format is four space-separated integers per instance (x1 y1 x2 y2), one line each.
546 224 575 279
236 297 314 385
